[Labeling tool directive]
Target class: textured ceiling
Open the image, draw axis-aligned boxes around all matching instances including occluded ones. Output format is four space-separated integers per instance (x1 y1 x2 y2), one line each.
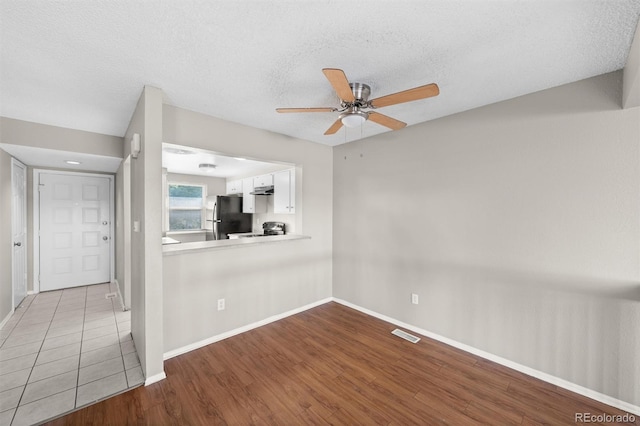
1 1 639 147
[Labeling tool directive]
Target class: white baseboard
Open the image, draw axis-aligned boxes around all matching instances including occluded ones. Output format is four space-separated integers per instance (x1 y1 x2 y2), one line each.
27 291 36 295
0 309 14 330
332 298 640 417
144 372 167 386
163 297 333 361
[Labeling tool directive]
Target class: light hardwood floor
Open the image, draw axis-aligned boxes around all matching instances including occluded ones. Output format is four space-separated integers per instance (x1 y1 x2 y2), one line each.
45 302 638 425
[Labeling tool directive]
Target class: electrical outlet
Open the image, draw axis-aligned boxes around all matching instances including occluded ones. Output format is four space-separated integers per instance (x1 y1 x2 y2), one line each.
411 294 419 305
217 298 225 311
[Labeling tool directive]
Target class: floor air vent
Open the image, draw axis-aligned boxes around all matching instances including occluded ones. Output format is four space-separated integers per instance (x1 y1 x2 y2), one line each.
391 328 420 344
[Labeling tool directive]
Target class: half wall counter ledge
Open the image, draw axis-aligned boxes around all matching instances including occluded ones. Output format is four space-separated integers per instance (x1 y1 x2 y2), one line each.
162 234 311 255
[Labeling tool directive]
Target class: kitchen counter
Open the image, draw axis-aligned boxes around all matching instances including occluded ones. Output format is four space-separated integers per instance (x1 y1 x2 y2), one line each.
162 234 310 256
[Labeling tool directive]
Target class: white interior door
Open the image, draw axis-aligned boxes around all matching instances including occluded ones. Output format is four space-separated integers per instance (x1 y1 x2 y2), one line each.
11 159 27 308
39 172 112 291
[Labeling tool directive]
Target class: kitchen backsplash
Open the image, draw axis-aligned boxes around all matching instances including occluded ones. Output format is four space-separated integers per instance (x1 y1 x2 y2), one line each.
253 195 295 234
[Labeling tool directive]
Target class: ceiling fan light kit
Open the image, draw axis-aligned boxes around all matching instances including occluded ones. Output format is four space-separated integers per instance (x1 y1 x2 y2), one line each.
339 109 368 127
276 68 439 136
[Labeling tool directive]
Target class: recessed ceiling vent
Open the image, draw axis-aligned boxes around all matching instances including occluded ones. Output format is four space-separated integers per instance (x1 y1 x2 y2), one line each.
391 328 420 344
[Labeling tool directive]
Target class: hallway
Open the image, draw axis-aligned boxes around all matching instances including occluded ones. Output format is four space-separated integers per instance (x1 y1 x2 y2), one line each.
0 283 143 425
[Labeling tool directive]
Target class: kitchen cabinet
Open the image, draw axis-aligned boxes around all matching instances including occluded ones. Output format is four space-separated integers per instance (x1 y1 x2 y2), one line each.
274 169 295 214
253 173 273 188
226 179 242 195
242 177 266 213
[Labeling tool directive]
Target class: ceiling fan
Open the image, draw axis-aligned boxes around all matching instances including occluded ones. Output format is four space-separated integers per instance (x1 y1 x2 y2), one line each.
276 68 439 135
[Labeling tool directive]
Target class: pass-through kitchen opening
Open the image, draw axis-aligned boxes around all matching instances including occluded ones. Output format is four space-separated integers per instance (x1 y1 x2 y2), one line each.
161 143 298 246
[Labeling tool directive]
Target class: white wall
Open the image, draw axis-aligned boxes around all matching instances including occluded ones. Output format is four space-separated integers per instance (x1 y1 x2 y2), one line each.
167 172 226 197
333 71 640 407
162 105 333 353
0 117 123 158
124 87 165 382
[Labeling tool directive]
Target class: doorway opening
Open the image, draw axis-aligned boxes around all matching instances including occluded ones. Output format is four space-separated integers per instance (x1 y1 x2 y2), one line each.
33 170 115 293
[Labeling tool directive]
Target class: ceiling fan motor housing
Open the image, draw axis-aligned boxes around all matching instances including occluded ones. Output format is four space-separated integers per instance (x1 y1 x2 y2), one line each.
347 83 371 106
338 83 372 126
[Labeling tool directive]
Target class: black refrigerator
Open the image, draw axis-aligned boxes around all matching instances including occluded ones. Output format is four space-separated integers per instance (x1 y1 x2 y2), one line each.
205 196 253 240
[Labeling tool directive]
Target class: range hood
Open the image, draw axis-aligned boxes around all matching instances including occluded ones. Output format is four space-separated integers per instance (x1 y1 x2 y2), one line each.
251 185 274 195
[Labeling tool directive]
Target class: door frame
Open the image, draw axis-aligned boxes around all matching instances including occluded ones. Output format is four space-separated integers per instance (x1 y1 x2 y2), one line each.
122 156 131 310
11 158 27 309
33 169 115 293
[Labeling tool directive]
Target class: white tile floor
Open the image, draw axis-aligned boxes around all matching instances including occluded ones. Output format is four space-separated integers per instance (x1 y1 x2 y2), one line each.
0 283 144 426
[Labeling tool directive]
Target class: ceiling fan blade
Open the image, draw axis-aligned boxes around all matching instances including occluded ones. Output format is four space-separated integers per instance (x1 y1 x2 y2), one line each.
276 107 335 113
324 119 344 135
367 112 406 130
370 83 439 108
322 68 355 102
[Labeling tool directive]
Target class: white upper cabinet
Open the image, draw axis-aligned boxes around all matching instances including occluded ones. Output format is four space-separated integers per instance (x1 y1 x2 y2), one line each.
242 178 254 213
253 174 273 188
226 179 242 195
274 169 295 214
242 178 266 213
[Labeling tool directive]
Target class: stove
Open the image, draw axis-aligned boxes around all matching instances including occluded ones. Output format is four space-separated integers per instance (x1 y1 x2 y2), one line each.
262 221 285 235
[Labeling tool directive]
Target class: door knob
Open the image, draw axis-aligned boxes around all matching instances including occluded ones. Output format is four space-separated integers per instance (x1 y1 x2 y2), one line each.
102 236 109 241
102 221 108 225
13 242 21 247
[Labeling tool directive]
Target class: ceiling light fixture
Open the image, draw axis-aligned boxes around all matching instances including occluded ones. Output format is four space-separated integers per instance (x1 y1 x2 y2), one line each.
234 157 247 161
199 163 217 172
339 109 368 128
65 160 81 165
